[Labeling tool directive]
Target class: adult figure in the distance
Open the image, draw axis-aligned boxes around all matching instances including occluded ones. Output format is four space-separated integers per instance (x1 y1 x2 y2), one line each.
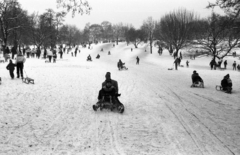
15 52 26 79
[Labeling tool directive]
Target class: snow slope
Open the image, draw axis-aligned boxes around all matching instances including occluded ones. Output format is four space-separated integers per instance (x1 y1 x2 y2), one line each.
0 42 240 155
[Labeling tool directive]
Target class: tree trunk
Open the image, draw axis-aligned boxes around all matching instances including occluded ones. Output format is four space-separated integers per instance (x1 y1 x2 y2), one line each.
150 40 153 54
134 42 138 48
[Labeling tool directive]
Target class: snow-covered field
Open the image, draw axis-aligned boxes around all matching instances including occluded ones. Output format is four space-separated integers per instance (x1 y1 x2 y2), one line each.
0 42 240 155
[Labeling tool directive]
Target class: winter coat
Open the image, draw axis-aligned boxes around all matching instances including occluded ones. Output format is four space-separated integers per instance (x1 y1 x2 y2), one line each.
224 60 227 65
6 62 16 71
16 55 26 63
221 78 228 90
47 49 53 56
227 78 232 87
192 73 203 84
102 79 118 94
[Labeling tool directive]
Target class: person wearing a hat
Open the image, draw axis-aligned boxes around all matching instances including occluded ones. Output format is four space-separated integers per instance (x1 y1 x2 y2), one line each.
191 70 204 88
98 72 119 100
221 74 232 93
94 72 124 112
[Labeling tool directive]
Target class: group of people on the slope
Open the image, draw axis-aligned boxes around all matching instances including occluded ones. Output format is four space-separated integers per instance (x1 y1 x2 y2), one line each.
191 70 233 93
210 58 239 71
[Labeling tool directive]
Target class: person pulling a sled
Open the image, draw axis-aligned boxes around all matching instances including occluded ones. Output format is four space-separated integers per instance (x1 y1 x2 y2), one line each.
221 74 232 93
93 72 124 113
191 70 204 88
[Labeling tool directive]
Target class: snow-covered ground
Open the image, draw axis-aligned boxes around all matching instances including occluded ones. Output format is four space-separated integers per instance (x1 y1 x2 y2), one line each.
0 42 240 155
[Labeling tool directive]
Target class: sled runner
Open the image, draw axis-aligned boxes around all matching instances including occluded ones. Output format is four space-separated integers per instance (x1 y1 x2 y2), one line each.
216 85 232 94
22 77 34 84
191 82 204 88
119 66 128 70
93 94 124 113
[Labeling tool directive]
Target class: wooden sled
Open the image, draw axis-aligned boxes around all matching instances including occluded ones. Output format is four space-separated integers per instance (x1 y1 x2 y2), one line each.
216 85 232 94
22 77 34 84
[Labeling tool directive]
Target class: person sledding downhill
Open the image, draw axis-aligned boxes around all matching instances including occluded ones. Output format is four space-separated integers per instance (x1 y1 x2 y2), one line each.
93 72 124 113
191 70 204 88
87 54 92 61
218 74 232 94
117 59 128 70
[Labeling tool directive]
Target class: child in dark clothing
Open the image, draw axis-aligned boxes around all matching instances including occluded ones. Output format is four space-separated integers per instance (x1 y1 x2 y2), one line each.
6 60 16 79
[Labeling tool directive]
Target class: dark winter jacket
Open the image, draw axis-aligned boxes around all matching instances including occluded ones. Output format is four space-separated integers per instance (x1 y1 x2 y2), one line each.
221 78 228 90
192 73 203 84
6 62 16 71
102 79 118 94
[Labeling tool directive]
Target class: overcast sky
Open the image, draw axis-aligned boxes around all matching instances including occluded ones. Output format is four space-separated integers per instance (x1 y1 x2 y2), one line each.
18 0 224 30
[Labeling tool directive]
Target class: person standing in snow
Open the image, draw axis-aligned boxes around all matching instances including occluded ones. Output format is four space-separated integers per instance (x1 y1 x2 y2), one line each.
136 56 140 65
232 61 237 70
186 60 189 67
6 60 16 79
174 57 179 70
15 52 26 79
210 59 216 70
224 60 227 69
74 46 78 57
47 48 53 62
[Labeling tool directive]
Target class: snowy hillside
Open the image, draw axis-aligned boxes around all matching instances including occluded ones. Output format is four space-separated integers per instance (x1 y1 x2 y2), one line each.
0 42 240 155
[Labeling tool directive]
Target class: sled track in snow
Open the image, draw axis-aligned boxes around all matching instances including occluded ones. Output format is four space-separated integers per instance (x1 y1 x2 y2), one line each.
95 116 123 155
166 87 236 155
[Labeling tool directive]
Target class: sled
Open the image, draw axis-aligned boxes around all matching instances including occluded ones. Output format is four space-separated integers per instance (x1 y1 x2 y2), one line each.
190 82 204 88
22 77 34 84
93 95 124 113
216 85 232 94
168 68 173 70
119 66 128 71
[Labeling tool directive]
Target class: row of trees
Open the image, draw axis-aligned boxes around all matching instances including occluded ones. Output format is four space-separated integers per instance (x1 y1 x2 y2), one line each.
0 0 91 52
1 0 240 61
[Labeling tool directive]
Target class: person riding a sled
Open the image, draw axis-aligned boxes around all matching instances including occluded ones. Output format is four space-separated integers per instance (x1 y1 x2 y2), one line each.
221 74 232 93
191 70 204 88
93 72 124 113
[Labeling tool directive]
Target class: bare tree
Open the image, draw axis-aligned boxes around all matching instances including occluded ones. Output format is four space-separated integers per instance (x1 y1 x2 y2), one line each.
56 0 91 17
113 23 124 45
101 21 112 42
158 8 198 56
89 24 102 43
194 13 240 61
208 0 240 19
141 17 155 54
0 0 23 48
126 27 145 48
